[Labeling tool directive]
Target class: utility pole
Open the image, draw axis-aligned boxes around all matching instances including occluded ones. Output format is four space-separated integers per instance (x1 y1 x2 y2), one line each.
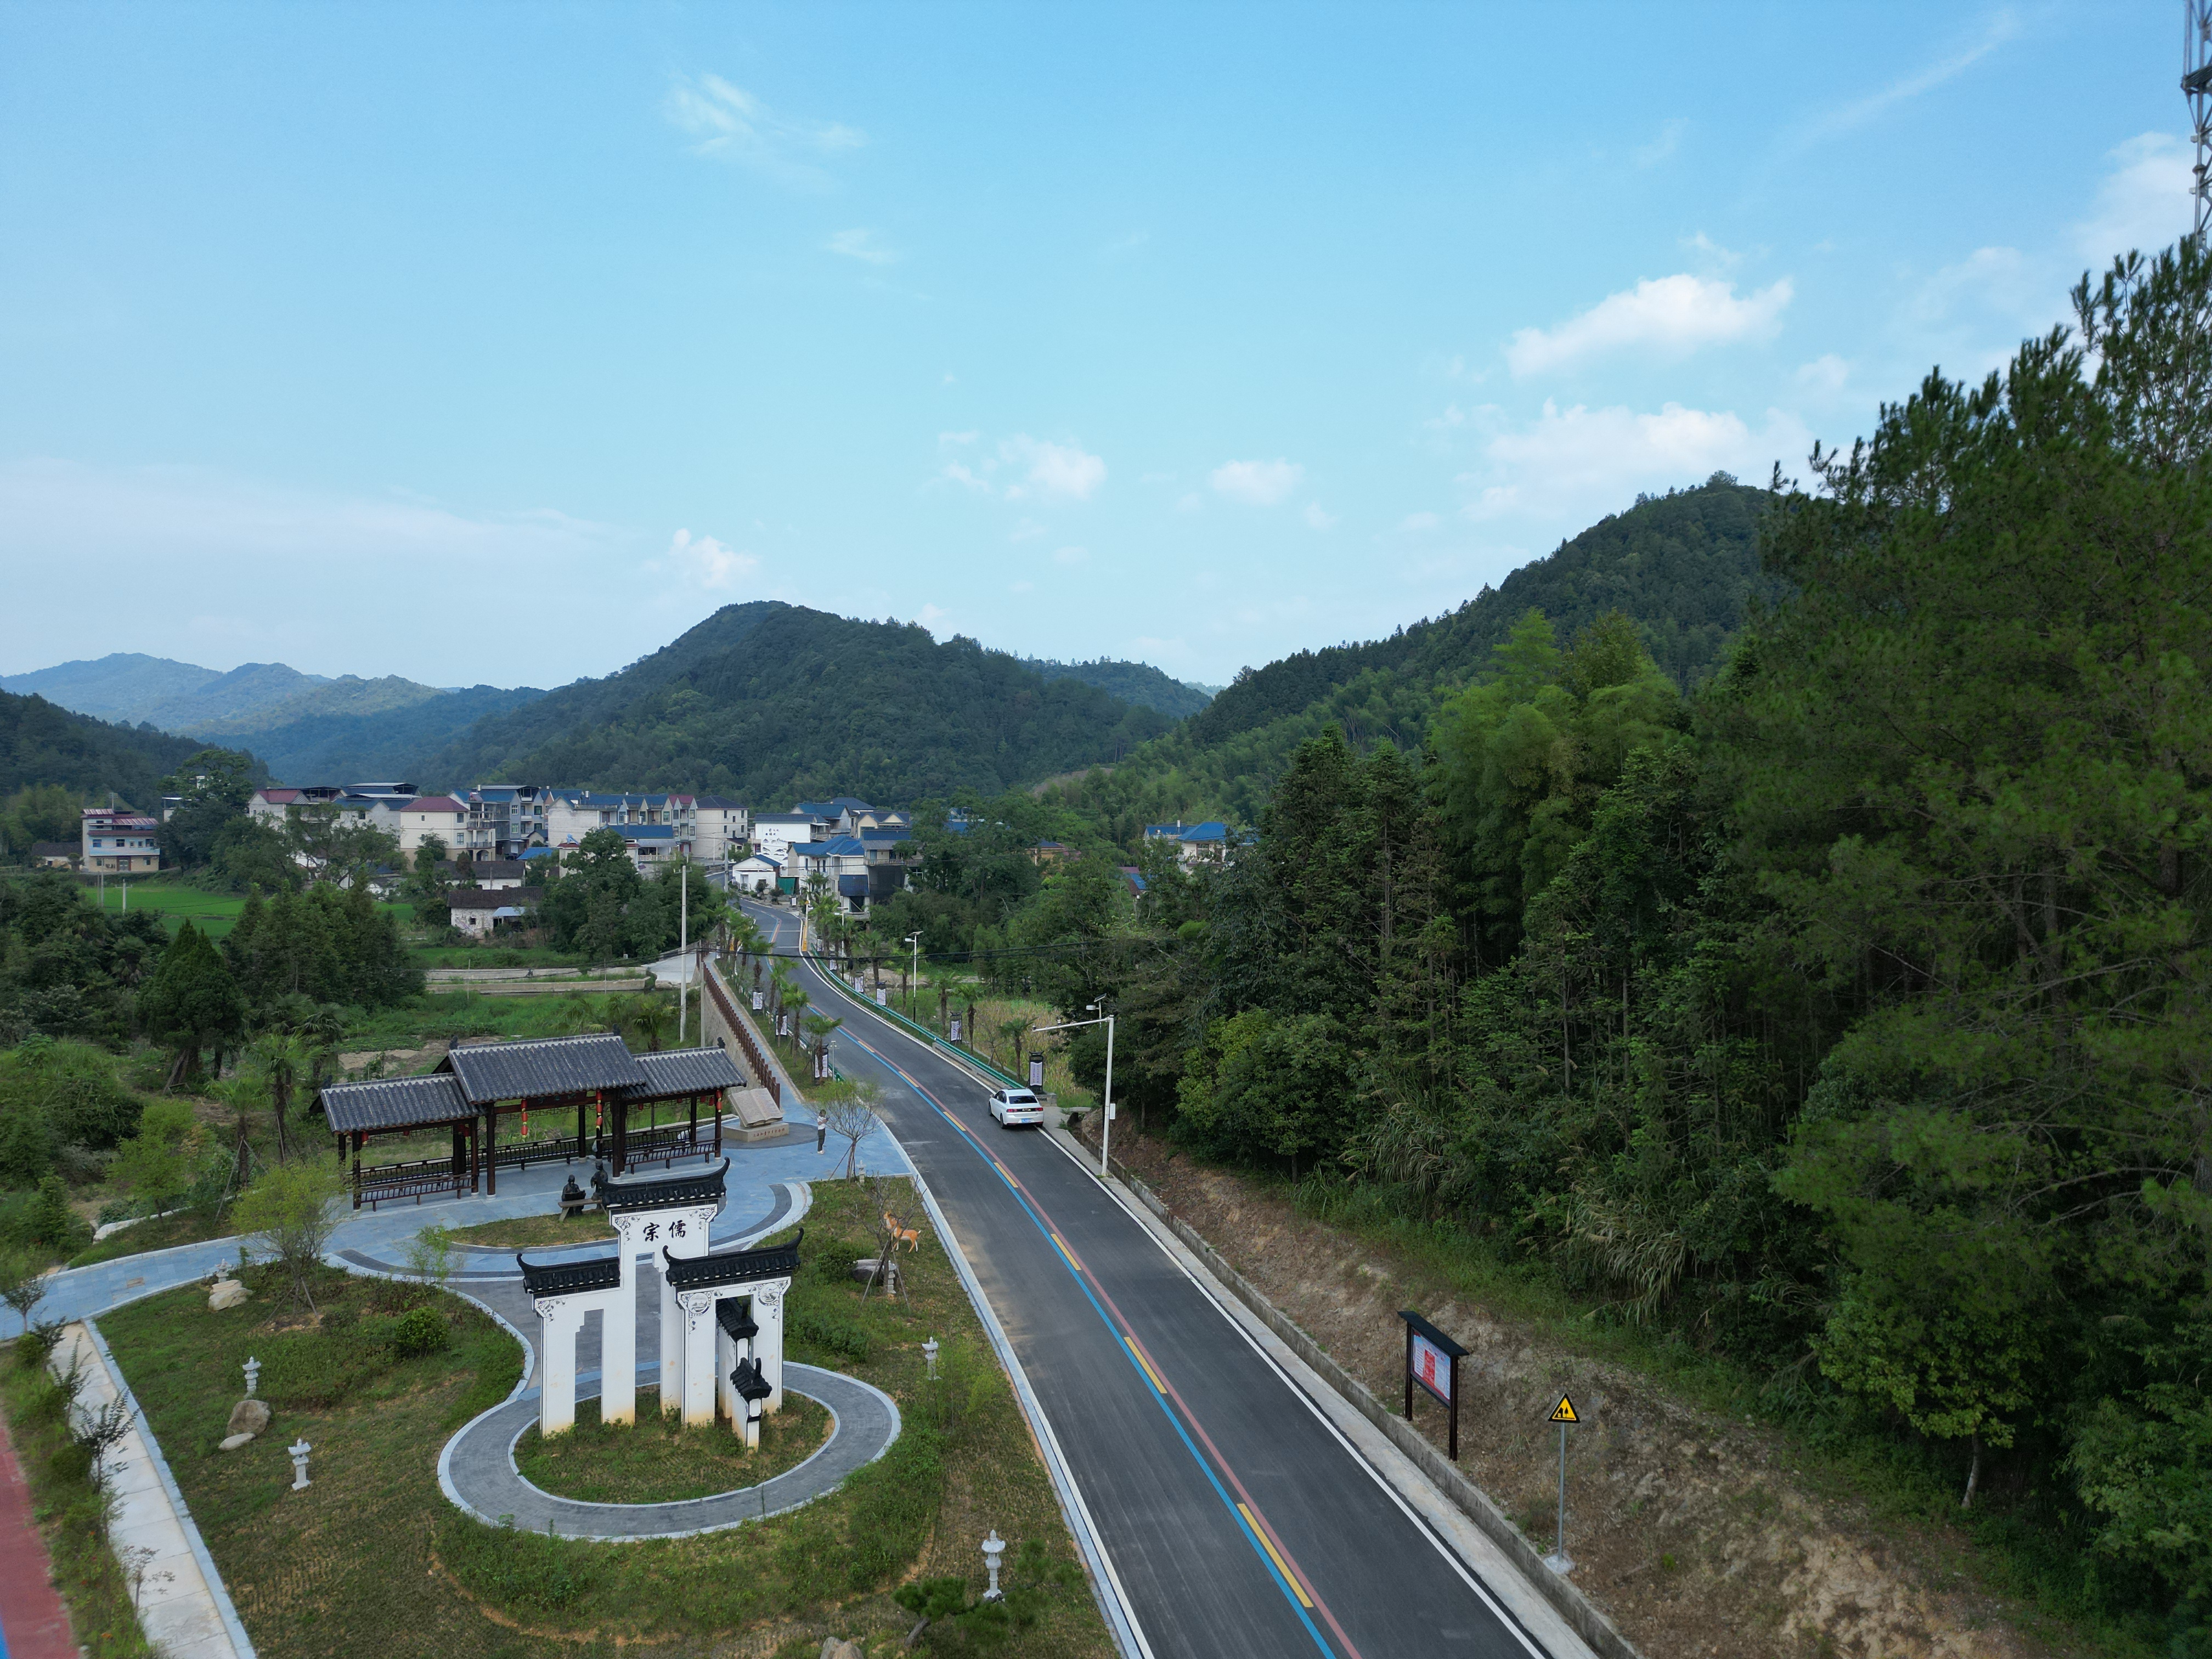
1033 1002 1115 1176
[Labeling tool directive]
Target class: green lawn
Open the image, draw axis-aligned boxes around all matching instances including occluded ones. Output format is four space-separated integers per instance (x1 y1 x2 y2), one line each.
100 1177 1111 1659
515 1387 831 1503
88 879 247 938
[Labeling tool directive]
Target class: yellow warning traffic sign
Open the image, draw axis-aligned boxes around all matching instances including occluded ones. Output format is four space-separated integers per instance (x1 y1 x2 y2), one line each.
1547 1393 1579 1424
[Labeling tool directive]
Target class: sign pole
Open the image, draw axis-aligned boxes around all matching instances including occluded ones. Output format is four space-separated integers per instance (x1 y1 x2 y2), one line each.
1449 1353 1460 1462
1543 1392 1579 1574
1403 1321 1414 1421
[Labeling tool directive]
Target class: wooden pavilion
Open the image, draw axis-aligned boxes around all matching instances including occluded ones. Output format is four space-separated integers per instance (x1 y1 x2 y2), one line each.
318 1032 748 1210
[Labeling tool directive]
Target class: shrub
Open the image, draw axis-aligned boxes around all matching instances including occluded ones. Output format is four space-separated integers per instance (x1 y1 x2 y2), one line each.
258 1330 378 1410
787 1308 872 1362
3 1177 89 1256
390 1305 450 1358
107 1097 206 1214
229 1163 344 1311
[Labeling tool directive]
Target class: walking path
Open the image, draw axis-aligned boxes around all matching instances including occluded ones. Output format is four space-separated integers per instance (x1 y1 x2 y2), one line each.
0 1412 75 1659
437 1362 900 1540
14 1105 909 1335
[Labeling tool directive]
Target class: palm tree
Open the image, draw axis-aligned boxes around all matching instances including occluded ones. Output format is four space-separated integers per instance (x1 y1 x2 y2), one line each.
624 993 672 1052
249 1032 313 1161
802 1011 843 1082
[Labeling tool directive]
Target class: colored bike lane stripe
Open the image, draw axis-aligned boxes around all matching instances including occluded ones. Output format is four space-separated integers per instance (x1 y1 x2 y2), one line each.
0 1411 77 1659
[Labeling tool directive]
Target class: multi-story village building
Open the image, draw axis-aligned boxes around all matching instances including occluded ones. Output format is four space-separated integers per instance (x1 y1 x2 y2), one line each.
396 795 468 861
749 812 821 872
691 795 750 865
544 791 696 870
80 808 161 874
458 785 551 861
249 783 421 838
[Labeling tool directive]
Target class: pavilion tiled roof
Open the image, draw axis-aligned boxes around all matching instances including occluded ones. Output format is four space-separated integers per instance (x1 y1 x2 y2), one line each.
618 1047 744 1101
320 1073 472 1133
438 1032 646 1104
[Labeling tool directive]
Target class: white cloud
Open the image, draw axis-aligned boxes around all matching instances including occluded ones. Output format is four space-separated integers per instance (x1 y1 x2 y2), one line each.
1398 511 1440 532
1795 354 1851 396
1633 117 1688 168
1209 458 1304 506
1911 245 2039 325
1304 503 1338 531
1052 546 1089 567
940 460 994 494
664 527 760 591
938 430 978 447
2075 132 2194 263
1001 436 1106 501
663 75 865 188
1795 13 2020 147
1008 518 1046 543
1682 231 1742 270
1506 275 1792 376
1459 400 1813 521
826 228 899 264
916 603 950 631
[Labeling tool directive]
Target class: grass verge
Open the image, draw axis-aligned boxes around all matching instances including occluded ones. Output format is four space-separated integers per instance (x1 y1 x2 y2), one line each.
102 1176 1112 1658
0 1337 153 1658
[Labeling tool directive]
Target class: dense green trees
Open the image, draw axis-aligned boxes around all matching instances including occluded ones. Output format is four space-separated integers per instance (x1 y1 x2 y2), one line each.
976 240 2212 1626
0 871 170 1045
537 833 725 962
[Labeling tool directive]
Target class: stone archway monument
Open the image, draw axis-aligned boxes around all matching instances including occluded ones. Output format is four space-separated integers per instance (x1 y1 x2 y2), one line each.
520 1157 738 1435
662 1229 802 1431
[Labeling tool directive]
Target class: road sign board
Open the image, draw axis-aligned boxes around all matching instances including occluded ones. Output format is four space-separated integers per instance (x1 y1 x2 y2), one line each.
1548 1393 1579 1424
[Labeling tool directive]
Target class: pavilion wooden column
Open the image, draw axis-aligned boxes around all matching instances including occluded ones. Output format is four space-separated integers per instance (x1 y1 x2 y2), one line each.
450 1123 465 1194
687 1093 697 1151
576 1096 588 1158
484 1102 499 1195
351 1131 364 1210
612 1095 629 1175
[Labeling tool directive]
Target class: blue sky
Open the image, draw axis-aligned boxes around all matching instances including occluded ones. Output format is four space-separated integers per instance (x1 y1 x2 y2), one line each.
0 3 2195 689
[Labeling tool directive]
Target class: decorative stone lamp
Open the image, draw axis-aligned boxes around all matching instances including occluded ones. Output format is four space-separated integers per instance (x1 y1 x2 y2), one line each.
242 1356 261 1398
923 1337 940 1379
981 1530 1006 1601
287 1438 312 1491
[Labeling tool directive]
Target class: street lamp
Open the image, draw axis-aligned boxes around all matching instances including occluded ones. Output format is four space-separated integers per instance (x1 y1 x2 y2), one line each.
904 932 921 1019
1033 1001 1114 1176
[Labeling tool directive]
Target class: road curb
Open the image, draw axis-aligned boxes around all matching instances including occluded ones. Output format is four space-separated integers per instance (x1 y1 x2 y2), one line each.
1058 1129 1643 1659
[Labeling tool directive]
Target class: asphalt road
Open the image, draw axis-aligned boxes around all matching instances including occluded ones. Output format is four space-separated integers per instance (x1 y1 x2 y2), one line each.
741 901 1565 1659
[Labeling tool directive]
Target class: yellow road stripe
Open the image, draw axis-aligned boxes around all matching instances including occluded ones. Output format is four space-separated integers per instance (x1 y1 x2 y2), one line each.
992 1159 1015 1183
1049 1232 1082 1271
1238 1505 1313 1605
1124 1336 1166 1393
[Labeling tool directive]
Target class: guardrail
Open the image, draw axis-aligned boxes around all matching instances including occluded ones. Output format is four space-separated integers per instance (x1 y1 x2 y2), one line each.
803 952 1028 1091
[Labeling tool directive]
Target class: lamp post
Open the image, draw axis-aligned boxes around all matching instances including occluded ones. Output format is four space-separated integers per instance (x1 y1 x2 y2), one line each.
242 1356 261 1398
980 1530 1006 1601
1032 1002 1114 1176
904 932 921 1020
923 1336 939 1378
288 1438 312 1491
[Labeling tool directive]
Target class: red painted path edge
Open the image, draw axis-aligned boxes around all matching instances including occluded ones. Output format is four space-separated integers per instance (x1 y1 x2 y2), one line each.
0 1406 78 1659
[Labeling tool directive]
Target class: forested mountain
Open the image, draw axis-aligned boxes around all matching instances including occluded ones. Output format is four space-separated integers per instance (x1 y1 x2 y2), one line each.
1018 657 1215 718
0 690 242 806
424 602 1173 804
1035 477 1778 836
232 684 544 784
845 242 2212 1638
0 653 233 723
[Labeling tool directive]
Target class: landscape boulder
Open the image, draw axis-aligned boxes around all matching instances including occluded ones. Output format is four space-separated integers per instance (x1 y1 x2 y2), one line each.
218 1432 255 1452
818 1640 864 1659
227 1398 272 1439
208 1278 251 1312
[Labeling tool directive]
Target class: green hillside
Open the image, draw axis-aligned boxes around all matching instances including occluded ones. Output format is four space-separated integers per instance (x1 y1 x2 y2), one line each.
1019 657 1215 719
424 602 1172 803
239 684 546 784
0 653 227 723
1041 478 1778 835
0 690 252 816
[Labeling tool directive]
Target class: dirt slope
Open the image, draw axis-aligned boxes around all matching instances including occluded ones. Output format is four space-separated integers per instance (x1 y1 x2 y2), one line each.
1092 1128 2082 1659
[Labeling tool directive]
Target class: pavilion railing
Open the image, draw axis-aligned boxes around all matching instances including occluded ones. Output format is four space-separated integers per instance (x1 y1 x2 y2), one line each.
353 1155 471 1211
622 1122 719 1173
489 1133 588 1172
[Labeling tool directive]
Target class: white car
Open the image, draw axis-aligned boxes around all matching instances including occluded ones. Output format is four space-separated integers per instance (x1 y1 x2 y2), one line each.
988 1086 1044 1128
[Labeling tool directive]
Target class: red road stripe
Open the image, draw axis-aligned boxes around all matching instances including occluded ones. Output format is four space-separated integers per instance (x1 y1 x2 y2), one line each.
0 1409 78 1659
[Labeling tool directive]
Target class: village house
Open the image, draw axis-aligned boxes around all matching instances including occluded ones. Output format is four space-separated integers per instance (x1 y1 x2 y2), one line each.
448 884 545 938
30 841 77 870
729 853 782 895
398 794 469 861
691 795 751 864
435 858 530 890
748 812 820 876
459 784 551 861
80 808 161 874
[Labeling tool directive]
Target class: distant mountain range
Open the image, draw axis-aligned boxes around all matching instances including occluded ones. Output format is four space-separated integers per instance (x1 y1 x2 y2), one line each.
0 655 548 785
